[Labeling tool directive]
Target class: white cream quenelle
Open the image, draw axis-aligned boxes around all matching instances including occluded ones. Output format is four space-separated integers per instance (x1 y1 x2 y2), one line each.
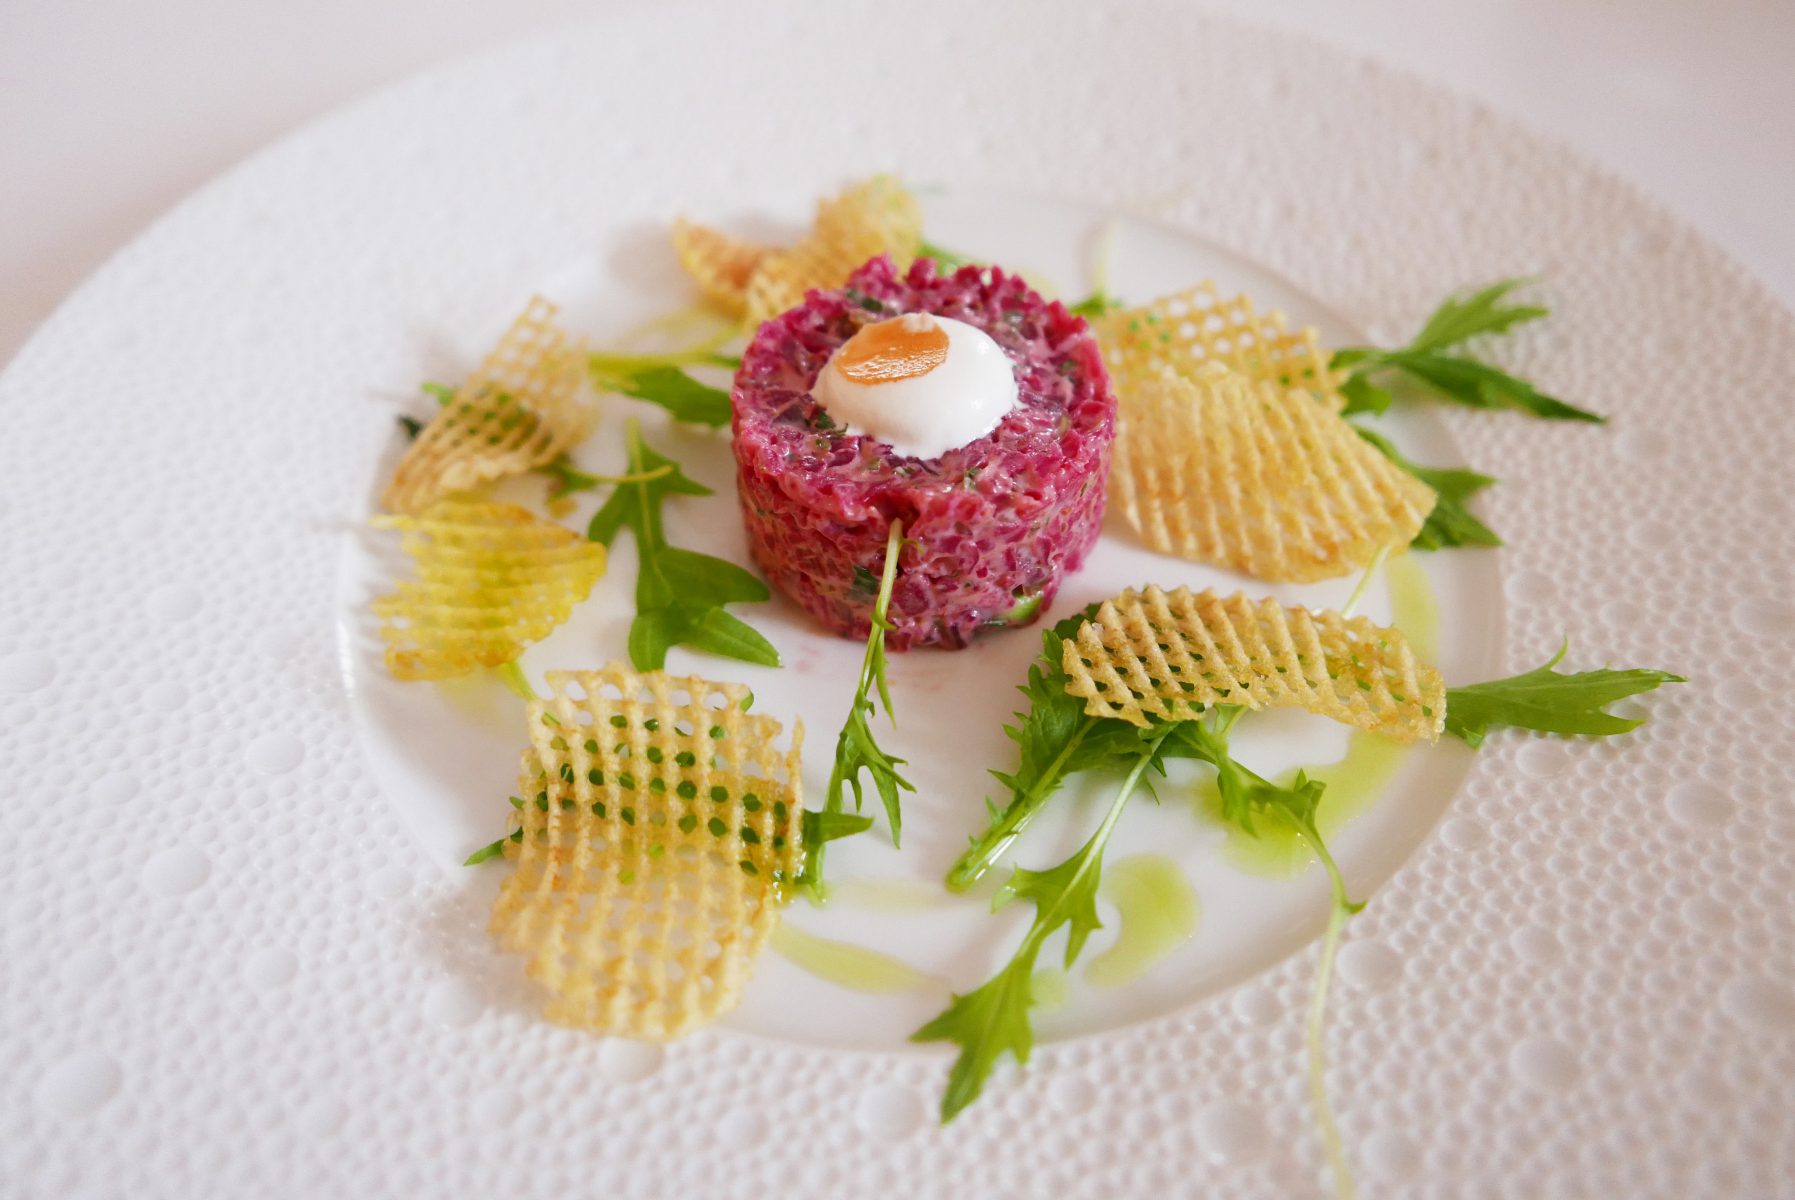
813 312 1019 460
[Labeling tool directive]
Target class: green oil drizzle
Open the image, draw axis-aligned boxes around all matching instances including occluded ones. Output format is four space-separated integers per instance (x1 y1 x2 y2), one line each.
827 877 948 911
1085 854 1200 988
770 924 938 995
1386 552 1439 663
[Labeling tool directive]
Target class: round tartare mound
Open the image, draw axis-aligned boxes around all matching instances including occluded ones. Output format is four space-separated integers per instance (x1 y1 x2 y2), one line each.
730 255 1117 650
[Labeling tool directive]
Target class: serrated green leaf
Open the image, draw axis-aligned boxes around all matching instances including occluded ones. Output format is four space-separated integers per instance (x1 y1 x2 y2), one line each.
917 728 1168 1121
1333 279 1601 423
800 521 913 897
1444 644 1683 748
1408 278 1548 354
1354 426 1502 550
911 961 1035 1121
947 604 1144 891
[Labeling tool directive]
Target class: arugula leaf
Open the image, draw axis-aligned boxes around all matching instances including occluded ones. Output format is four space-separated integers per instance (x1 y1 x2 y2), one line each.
587 419 779 671
599 364 731 427
802 521 914 897
1406 278 1549 354
587 343 739 428
1444 645 1684 748
1333 278 1603 423
396 414 424 440
915 726 1170 1121
1354 427 1502 550
946 604 1147 891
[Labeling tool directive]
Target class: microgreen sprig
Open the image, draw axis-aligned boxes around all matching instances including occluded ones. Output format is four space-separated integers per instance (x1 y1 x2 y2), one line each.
801 520 914 899
1353 427 1501 551
1334 278 1594 422
946 605 1148 891
1340 279 1594 551
914 724 1173 1121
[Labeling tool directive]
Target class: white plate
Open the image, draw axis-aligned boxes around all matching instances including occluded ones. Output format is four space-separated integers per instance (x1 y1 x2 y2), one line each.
4 4 1793 1197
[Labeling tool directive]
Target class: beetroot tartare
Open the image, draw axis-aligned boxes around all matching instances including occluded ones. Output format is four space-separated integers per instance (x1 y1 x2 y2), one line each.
730 255 1117 650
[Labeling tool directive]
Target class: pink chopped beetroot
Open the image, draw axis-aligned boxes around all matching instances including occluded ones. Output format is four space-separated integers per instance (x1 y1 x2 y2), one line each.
730 255 1116 650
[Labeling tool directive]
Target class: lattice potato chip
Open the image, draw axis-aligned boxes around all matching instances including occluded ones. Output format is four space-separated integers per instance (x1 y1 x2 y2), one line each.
381 296 595 514
671 218 770 318
1109 361 1434 582
1063 585 1445 742
491 666 804 1039
1096 280 1345 406
369 500 606 680
742 175 924 325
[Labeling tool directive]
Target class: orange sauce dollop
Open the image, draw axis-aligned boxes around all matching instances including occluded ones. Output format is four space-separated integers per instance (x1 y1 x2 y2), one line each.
834 314 950 384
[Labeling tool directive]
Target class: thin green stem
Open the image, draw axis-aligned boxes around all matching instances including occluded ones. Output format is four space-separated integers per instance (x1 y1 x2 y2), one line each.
1340 542 1392 619
587 332 739 377
1298 819 1360 1200
491 660 539 702
809 519 905 900
1009 727 1168 962
945 720 1094 892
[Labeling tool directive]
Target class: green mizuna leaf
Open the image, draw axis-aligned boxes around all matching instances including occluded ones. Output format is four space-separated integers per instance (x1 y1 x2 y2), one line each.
801 521 914 897
915 726 1170 1122
1406 278 1549 354
587 419 778 671
1444 644 1684 748
946 604 1147 892
1332 278 1603 423
1354 427 1502 550
1368 350 1602 422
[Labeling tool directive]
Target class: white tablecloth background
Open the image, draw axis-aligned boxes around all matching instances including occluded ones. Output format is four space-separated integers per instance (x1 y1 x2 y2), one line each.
6 0 1791 367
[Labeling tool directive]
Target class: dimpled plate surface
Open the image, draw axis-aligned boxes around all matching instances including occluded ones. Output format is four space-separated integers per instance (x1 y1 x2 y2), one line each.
2 3 1794 1197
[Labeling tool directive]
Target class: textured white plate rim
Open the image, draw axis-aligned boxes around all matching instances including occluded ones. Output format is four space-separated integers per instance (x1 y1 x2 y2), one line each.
3 5 1792 1197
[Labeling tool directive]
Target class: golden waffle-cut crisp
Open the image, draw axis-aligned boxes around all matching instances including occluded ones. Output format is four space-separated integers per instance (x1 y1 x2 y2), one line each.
369 500 606 680
491 666 804 1039
1063 585 1445 742
742 176 925 325
1108 361 1433 582
1096 280 1346 405
671 219 770 318
381 296 595 515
